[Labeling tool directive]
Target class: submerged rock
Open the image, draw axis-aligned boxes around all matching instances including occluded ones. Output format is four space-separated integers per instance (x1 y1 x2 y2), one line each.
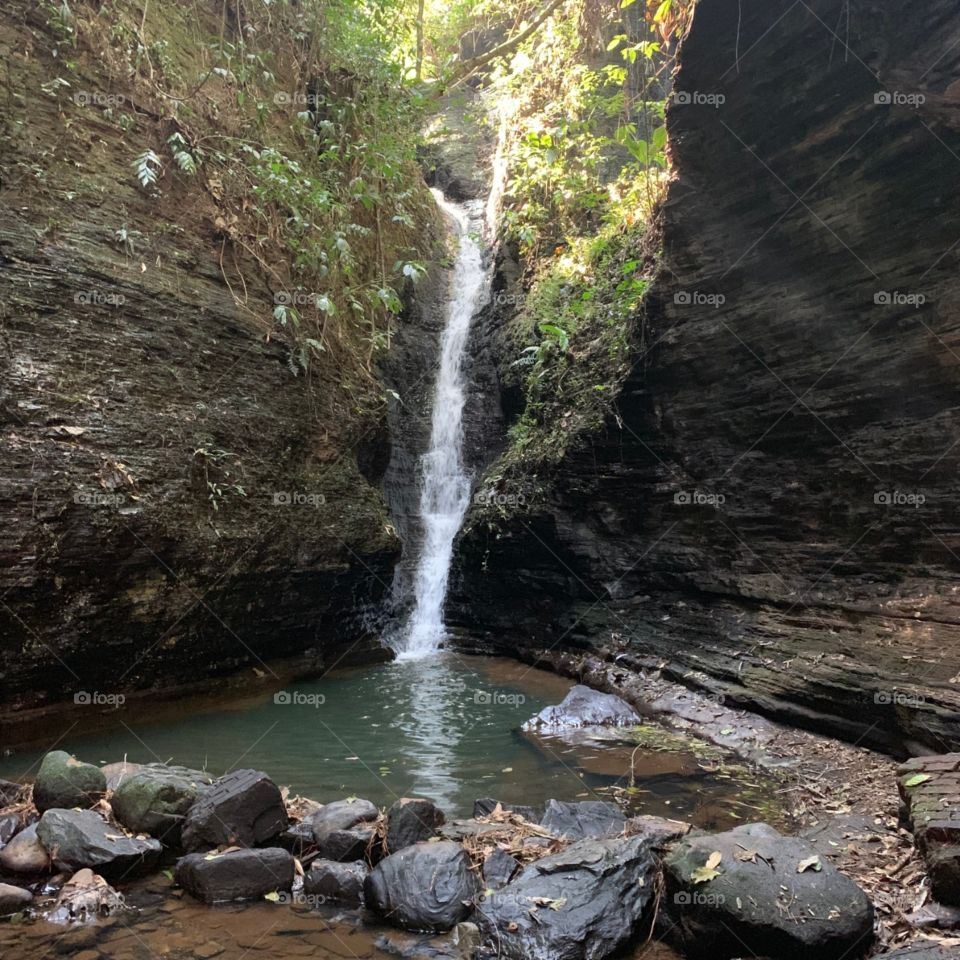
36 808 162 881
522 686 639 732
0 882 32 915
476 835 657 960
46 868 127 924
365 840 478 932
899 754 960 905
0 823 50 875
664 822 874 959
176 847 294 903
539 800 626 840
111 766 208 845
33 751 106 813
181 769 287 851
386 798 445 852
303 859 368 907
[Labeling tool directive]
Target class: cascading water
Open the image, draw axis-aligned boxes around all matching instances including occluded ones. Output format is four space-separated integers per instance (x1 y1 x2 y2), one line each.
394 190 490 660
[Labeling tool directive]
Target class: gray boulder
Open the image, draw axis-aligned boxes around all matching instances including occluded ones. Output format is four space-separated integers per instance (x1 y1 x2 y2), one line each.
33 751 106 813
540 800 626 840
385 798 445 852
111 766 208 845
476 835 657 960
310 798 378 840
0 824 50 875
180 769 287 851
317 823 378 862
175 847 294 903
365 840 478 932
523 686 638 731
482 848 519 890
304 859 368 907
664 822 874 959
36 808 162 881
0 883 32 915
0 814 20 847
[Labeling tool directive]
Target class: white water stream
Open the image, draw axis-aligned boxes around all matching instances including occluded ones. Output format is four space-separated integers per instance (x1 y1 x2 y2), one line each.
395 191 490 660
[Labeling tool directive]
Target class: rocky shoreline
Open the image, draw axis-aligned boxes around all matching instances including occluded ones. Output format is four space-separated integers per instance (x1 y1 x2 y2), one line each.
0 687 957 959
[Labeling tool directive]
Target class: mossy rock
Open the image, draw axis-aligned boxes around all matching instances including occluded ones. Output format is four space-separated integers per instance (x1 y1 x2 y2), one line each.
33 751 106 813
111 766 209 845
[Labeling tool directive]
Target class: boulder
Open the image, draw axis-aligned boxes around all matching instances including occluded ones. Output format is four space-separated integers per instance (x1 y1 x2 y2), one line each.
175 847 294 903
625 814 692 847
664 822 874 959
473 798 538 822
46 868 126 924
899 754 960 905
0 813 21 847
476 835 657 960
482 848 519 890
309 798 378 840
540 800 626 840
111 766 207 845
36 809 162 881
365 840 478 932
100 761 143 792
317 823 377 862
386 798 445 852
32 751 106 813
522 686 638 731
180 769 287 851
277 820 316 856
0 823 51 875
304 859 368 907
0 883 32 915
440 819 506 842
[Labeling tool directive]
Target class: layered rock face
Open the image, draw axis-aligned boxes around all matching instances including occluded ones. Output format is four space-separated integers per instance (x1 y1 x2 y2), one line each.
452 0 960 753
0 2 410 733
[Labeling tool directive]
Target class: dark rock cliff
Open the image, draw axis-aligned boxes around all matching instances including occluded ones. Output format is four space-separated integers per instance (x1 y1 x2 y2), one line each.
451 0 960 754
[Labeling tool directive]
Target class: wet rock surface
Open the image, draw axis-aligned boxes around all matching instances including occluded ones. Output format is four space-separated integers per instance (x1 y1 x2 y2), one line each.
36 808 162 881
32 751 106 813
181 769 287 851
303 859 369 907
175 847 294 903
523 685 639 731
899 754 960 905
385 798 445 853
664 822 874 959
539 799 626 841
476 835 657 960
365 840 478 932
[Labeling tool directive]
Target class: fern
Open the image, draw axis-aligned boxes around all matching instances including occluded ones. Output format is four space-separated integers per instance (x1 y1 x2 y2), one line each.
133 150 161 188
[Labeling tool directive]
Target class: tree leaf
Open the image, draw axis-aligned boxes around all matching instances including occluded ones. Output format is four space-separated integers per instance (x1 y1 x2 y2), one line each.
690 865 721 884
904 773 931 788
797 856 822 873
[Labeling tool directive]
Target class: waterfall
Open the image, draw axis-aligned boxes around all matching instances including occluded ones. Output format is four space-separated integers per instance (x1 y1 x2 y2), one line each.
394 190 490 660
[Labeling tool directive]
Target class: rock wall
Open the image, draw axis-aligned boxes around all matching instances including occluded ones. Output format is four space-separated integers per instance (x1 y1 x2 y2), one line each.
0 1 427 737
452 0 960 754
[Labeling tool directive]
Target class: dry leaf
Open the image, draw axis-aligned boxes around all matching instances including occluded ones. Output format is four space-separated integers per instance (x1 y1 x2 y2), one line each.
797 856 822 873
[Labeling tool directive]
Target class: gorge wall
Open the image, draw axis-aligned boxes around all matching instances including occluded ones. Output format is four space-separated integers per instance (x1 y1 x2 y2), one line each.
0 1 439 740
452 0 960 755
